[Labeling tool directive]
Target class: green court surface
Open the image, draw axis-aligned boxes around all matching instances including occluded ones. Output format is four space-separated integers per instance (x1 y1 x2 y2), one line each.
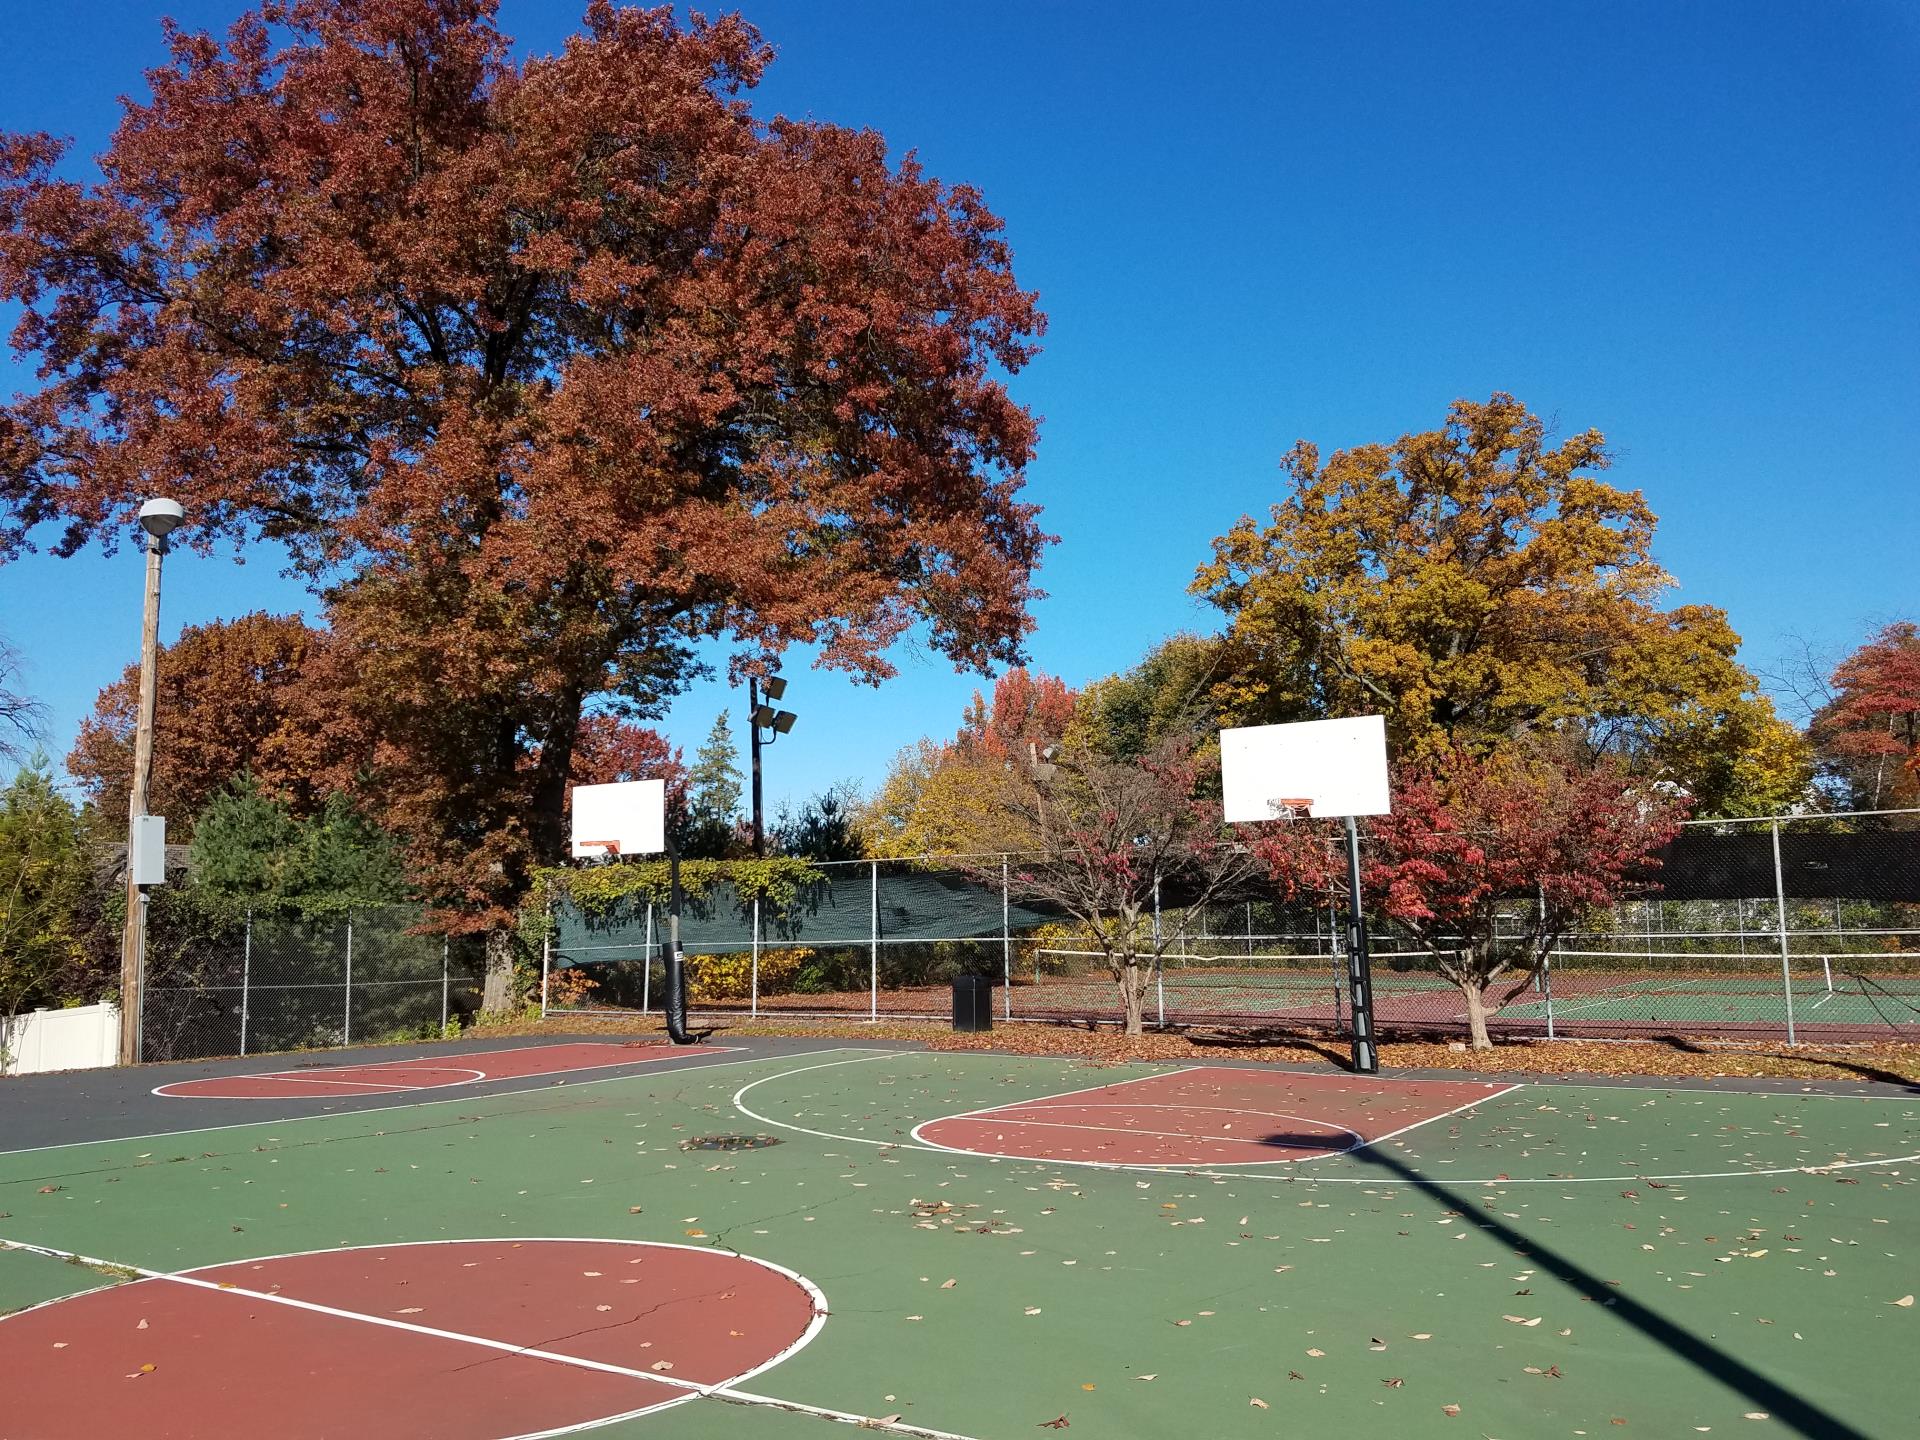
3 1045 1917 1439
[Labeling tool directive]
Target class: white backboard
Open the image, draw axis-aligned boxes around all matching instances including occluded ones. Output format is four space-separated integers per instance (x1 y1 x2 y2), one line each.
569 779 667 858
1220 715 1391 822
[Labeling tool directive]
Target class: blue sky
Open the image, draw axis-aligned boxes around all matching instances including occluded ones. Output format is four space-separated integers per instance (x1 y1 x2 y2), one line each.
2 1 1915 815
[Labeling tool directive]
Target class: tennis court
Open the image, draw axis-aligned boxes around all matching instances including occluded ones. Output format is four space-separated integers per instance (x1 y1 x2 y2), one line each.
3 1035 1915 1439
1011 947 1920 1042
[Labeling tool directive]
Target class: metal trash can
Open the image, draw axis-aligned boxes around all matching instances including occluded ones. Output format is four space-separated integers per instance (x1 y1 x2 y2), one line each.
952 973 994 1032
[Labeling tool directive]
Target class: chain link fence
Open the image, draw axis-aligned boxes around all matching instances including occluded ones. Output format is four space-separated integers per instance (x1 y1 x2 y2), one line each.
545 812 1920 1045
140 906 485 1063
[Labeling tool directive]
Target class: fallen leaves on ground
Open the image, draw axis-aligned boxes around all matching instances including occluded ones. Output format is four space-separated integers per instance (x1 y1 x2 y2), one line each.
497 1013 1920 1084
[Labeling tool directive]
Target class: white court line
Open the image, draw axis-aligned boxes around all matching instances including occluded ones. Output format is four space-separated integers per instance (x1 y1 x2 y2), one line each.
918 1065 1512 1167
150 1046 741 1099
928 1065 1208 1124
1 1047 890 1159
1294 1083 1528 1167
0 1236 981 1440
215 1074 455 1092
926 1113 1362 1152
1015 1101 1364 1122
733 1055 1920 1185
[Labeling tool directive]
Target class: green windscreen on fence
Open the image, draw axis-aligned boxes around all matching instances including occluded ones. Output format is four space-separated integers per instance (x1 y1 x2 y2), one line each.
552 863 1064 960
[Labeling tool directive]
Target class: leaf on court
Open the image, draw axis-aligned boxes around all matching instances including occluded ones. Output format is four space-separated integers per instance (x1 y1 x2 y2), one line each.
1442 1404 1461 1416
940 1278 956 1289
1080 1383 1096 1391
139 1364 155 1373
395 1307 424 1315
1172 1319 1191 1327
1305 1347 1325 1357
1038 1417 1069 1429
1025 1307 1042 1315
1382 1377 1404 1387
684 1229 706 1238
37 1186 62 1194
1893 1295 1915 1307
595 1304 613 1312
1133 1374 1157 1381
1409 1333 1433 1340
649 1361 674 1372
1743 1415 1769 1422
1249 1397 1269 1409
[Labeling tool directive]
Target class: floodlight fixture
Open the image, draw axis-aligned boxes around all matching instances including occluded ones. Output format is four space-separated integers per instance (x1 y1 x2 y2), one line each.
747 676 800 857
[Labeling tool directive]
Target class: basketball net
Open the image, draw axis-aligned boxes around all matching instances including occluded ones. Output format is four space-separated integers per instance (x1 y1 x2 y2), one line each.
1270 798 1314 822
578 840 622 859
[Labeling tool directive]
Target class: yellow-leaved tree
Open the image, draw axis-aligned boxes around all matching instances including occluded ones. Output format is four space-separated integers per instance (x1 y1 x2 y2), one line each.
1192 394 1806 815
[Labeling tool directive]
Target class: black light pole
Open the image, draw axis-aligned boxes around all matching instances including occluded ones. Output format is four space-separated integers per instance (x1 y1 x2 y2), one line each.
747 675 797 857
1342 814 1379 1074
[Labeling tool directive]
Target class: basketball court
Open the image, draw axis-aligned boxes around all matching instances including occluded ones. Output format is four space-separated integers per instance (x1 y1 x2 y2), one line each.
8 1036 1910 1439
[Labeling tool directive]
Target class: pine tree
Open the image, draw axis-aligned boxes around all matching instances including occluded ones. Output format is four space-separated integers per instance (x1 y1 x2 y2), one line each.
682 714 745 858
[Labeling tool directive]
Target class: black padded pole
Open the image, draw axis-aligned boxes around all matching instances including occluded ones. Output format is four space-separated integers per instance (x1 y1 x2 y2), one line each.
664 832 693 1044
1344 815 1379 1074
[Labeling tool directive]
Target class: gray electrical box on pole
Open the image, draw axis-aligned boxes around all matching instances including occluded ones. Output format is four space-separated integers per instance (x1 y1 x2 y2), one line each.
130 815 168 886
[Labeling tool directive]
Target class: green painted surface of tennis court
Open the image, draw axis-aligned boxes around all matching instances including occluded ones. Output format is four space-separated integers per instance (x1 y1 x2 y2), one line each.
3 1041 1917 1438
1020 962 1920 1033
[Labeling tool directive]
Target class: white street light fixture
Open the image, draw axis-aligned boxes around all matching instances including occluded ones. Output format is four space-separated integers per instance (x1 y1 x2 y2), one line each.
137 497 185 540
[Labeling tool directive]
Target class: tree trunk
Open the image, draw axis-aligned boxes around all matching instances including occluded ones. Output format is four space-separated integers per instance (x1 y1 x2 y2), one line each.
528 691 586 866
1459 979 1493 1050
481 928 518 1014
1117 958 1144 1037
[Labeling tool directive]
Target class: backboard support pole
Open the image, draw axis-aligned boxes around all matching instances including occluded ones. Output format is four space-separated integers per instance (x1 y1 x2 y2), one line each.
1343 814 1379 1074
663 831 693 1044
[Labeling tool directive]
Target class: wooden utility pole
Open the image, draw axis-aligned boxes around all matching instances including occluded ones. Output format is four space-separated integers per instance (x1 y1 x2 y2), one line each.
118 504 179 1064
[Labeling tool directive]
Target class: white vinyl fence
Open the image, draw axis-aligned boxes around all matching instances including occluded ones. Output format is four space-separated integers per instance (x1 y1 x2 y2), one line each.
1 1003 120 1077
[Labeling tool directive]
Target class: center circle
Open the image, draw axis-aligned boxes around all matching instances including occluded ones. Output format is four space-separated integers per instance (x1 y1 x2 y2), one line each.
0 1239 825 1440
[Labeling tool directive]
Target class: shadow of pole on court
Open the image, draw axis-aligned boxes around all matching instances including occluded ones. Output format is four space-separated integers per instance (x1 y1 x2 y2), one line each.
1336 1144 1874 1440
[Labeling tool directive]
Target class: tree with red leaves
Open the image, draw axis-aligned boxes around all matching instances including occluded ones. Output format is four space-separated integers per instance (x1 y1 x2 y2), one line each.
1256 747 1686 1048
2 2 1047 1000
953 669 1078 765
570 714 685 797
1810 622 1920 812
980 731 1260 1037
68 613 328 828
862 668 1076 857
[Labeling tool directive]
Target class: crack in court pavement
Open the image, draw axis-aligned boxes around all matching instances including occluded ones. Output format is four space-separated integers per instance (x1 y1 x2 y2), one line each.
704 1172 876 1256
442 1279 754 1378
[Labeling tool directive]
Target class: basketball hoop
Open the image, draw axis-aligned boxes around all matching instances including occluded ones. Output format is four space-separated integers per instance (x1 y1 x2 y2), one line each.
577 839 621 860
1269 798 1314 822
